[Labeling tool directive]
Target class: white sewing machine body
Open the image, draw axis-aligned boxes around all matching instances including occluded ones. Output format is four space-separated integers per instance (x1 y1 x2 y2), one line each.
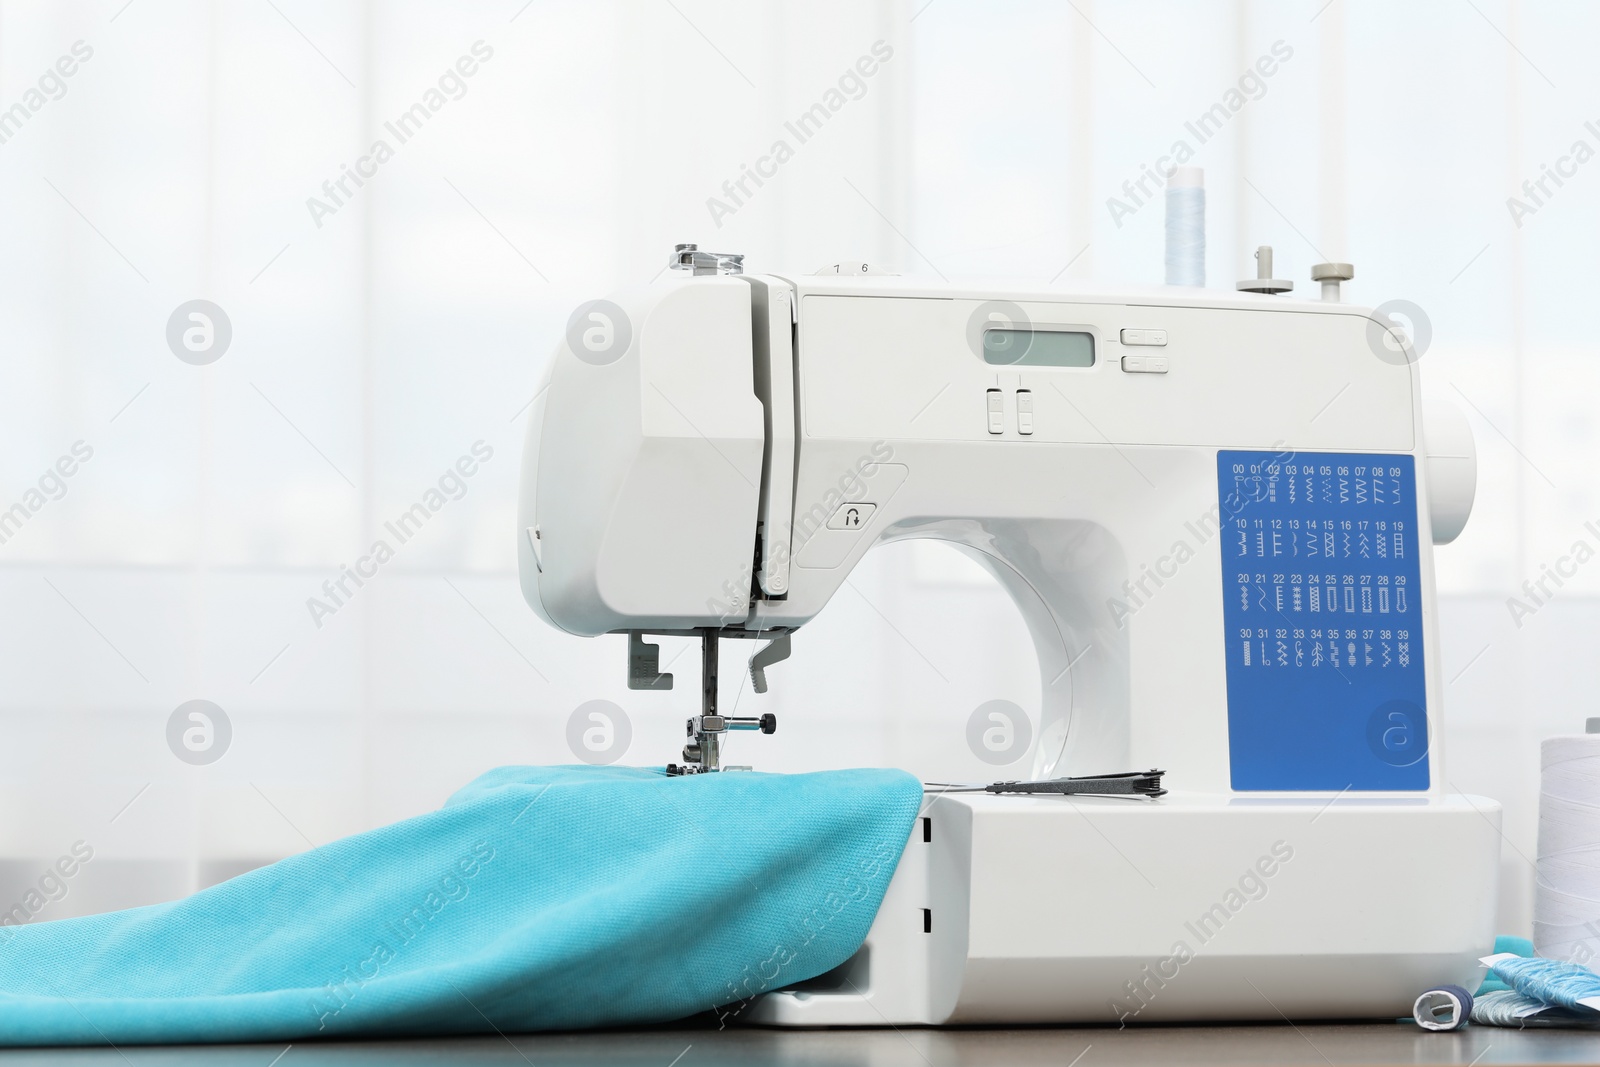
518 266 1499 1024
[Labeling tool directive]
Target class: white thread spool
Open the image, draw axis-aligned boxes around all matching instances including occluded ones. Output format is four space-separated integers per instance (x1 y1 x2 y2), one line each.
1534 731 1600 960
1164 167 1205 287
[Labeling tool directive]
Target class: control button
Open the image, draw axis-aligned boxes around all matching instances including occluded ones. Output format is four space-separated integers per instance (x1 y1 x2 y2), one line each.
1121 354 1168 374
986 389 1004 434
827 502 877 530
1016 389 1034 435
1120 329 1168 346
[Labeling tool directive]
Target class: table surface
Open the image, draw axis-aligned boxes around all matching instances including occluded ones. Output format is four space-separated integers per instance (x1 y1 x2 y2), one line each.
1 1022 1599 1066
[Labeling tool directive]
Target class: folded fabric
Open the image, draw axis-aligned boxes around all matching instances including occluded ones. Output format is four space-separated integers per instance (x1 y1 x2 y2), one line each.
0 765 923 1045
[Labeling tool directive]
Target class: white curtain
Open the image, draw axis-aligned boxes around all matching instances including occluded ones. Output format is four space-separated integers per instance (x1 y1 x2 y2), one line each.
0 0 1583 936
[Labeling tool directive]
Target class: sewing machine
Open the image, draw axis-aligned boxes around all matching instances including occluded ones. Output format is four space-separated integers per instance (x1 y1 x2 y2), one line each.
517 242 1500 1025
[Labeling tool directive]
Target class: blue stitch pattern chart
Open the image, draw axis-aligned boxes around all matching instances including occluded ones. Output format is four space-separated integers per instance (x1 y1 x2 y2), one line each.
1218 450 1429 791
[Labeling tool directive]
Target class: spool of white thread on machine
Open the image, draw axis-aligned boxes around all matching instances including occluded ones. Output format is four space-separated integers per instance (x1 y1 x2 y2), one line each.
1534 723 1600 961
1164 166 1205 287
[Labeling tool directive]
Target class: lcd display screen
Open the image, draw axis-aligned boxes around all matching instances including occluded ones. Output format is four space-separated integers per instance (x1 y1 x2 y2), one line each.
981 329 1094 367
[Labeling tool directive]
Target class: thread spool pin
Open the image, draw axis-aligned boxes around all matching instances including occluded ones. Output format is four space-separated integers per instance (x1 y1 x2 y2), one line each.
1236 244 1293 295
1312 262 1355 302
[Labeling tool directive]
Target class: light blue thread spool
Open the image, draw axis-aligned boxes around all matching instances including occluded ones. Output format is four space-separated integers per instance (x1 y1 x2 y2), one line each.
1164 166 1205 287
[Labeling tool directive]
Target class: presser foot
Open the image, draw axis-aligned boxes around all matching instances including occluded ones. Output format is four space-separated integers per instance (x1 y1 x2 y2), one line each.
666 713 777 775
665 628 779 775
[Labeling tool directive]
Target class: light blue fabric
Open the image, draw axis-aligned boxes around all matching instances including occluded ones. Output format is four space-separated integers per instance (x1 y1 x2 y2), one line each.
0 765 923 1045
